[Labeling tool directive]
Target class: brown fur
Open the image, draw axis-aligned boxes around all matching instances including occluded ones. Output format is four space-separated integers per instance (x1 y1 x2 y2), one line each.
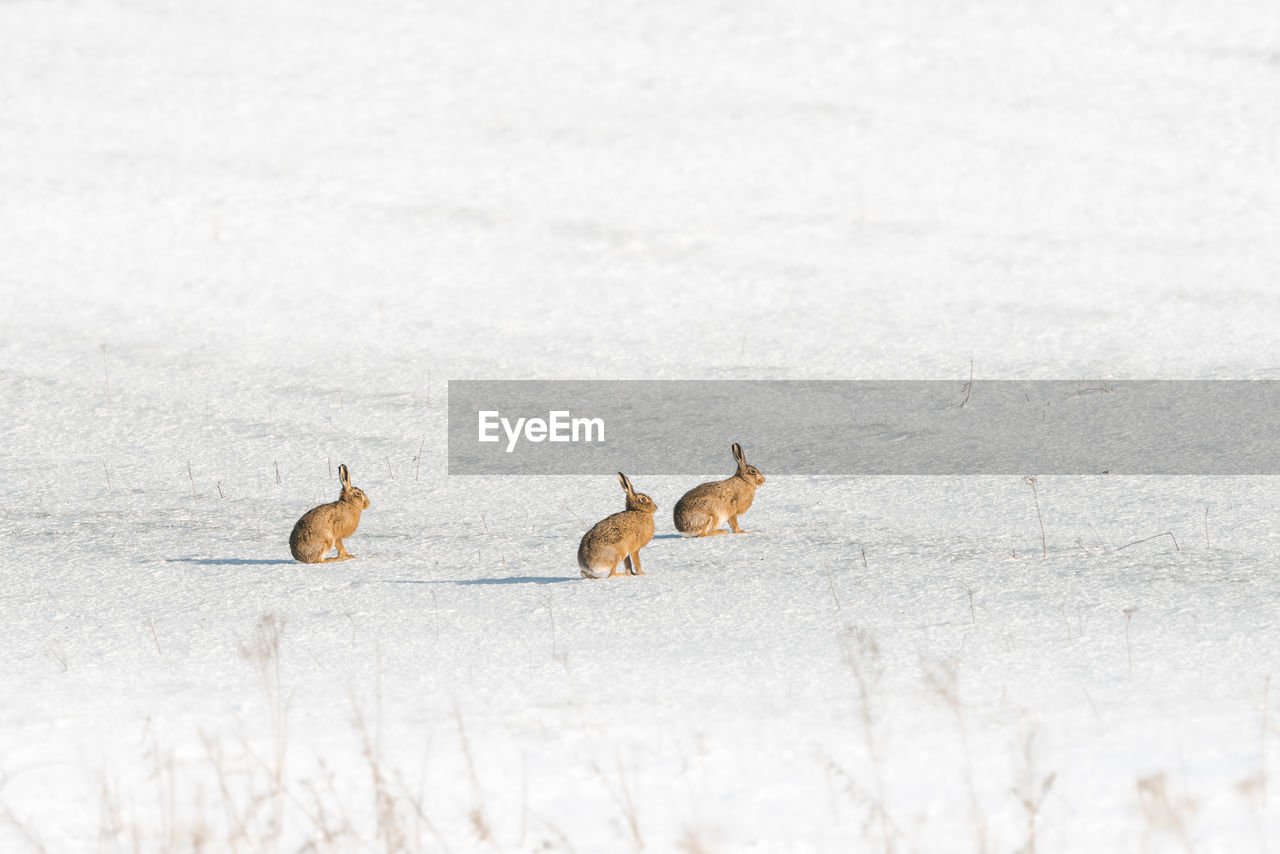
673 442 765 536
289 464 371 563
577 473 657 579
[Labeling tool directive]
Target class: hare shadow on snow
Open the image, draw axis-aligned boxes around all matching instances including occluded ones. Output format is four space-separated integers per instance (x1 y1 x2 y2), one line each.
384 577 577 586
166 557 297 566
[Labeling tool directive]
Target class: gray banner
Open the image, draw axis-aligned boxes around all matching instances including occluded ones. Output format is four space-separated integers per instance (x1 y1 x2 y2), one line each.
447 380 1280 475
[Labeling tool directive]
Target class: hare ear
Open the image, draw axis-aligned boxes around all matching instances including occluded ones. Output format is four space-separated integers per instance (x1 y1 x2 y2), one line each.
731 443 745 466
339 464 350 487
617 472 633 495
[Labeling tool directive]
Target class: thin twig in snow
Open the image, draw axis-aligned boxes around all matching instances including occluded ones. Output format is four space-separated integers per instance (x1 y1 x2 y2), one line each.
823 562 841 610
1115 532 1179 553
1024 476 1046 557
1123 608 1137 677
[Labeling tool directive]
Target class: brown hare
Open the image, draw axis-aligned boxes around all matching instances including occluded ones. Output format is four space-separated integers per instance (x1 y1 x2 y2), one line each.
289 464 370 563
577 473 657 579
673 442 765 536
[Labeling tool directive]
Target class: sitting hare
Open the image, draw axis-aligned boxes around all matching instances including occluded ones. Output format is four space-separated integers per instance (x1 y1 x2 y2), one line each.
673 442 765 536
289 464 370 563
578 473 657 579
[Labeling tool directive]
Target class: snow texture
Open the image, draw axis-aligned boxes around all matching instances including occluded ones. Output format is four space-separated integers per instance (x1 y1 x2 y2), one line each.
1 0 1279 851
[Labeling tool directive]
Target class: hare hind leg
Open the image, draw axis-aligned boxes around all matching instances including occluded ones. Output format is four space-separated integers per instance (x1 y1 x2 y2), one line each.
701 518 728 536
682 510 726 537
728 515 747 534
324 538 355 562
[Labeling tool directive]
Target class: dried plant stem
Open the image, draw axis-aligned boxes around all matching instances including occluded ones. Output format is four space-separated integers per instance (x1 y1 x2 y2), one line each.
594 755 642 848
1014 732 1055 854
0 784 49 854
1115 532 1179 553
46 640 67 672
564 504 588 526
144 618 161 655
842 630 893 853
453 704 490 841
1025 476 1046 557
823 562 841 610
924 660 987 851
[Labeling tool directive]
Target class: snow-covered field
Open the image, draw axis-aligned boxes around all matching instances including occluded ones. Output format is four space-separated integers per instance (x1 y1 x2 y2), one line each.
2 0 1279 850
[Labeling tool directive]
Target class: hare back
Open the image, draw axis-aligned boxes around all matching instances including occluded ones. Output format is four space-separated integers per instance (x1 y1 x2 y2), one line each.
674 477 755 516
307 500 364 536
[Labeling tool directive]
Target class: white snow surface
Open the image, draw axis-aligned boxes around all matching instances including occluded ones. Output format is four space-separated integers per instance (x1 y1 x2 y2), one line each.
2 0 1280 851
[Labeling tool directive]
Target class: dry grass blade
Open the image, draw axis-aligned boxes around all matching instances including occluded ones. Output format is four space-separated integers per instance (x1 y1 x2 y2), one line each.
1114 532 1180 553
